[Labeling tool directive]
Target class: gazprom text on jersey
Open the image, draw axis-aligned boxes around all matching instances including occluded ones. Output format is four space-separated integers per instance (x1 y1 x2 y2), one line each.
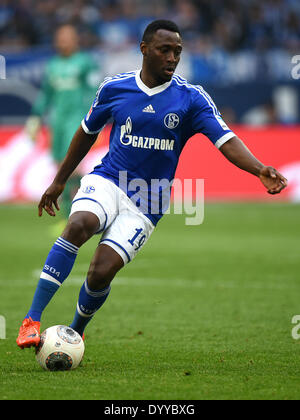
120 135 175 151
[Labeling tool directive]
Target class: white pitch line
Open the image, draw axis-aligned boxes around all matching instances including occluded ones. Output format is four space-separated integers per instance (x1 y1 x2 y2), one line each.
18 269 300 291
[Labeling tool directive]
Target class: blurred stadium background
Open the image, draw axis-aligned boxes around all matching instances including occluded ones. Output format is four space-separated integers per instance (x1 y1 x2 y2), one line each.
0 0 300 203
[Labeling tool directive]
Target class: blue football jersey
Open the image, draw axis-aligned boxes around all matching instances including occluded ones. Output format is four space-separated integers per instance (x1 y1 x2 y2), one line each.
82 70 235 225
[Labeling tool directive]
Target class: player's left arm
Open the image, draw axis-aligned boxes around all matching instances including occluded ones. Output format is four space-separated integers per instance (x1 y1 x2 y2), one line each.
189 88 288 195
82 53 101 105
220 136 288 194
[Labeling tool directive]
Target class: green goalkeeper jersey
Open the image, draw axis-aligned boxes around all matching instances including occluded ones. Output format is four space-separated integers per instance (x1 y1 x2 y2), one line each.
32 51 98 162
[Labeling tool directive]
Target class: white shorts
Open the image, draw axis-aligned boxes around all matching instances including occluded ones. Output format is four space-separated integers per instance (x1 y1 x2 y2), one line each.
70 174 155 264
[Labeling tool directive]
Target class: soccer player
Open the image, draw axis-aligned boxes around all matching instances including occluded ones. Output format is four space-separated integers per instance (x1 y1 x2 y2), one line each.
26 24 98 221
16 20 287 348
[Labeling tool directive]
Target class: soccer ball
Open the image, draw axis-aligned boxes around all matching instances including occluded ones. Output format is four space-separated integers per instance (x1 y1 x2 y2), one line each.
35 325 85 371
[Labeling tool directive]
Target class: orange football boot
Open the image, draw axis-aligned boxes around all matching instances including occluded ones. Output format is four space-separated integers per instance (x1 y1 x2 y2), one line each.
16 317 41 349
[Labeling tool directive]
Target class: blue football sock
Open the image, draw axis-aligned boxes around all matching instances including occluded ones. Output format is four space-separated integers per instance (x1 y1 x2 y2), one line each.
26 237 79 322
70 279 111 336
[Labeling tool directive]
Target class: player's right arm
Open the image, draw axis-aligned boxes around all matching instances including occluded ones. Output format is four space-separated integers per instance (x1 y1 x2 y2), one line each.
26 64 53 141
38 125 98 217
38 80 113 217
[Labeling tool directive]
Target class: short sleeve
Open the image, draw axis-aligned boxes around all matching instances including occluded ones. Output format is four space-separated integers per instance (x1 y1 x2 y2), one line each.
190 86 235 148
81 80 112 135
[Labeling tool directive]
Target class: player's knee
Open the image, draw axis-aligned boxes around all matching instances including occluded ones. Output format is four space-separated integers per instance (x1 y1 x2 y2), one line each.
62 213 99 247
87 261 119 290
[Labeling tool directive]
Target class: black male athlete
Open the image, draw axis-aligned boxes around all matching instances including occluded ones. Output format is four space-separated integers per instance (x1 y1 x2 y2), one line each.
17 20 287 348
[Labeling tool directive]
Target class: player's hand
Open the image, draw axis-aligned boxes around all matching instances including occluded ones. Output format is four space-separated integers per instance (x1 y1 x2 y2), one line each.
259 166 288 195
38 183 65 217
25 116 41 141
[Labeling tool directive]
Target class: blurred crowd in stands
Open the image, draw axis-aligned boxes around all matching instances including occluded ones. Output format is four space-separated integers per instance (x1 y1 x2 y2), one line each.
1 0 299 53
1 0 300 91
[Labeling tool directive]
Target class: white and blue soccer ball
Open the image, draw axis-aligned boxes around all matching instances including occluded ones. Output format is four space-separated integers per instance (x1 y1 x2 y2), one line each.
35 325 85 371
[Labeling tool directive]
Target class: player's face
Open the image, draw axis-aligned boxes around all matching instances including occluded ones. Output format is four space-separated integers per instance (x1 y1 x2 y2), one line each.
141 29 183 84
55 26 79 57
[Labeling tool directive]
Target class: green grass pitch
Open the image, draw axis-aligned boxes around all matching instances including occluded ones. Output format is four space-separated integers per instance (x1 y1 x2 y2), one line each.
0 202 300 400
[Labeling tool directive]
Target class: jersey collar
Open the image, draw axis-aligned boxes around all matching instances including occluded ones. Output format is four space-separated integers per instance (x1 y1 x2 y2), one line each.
135 70 173 96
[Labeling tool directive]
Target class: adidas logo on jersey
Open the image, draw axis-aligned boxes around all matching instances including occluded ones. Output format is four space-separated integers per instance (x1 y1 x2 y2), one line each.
143 104 155 114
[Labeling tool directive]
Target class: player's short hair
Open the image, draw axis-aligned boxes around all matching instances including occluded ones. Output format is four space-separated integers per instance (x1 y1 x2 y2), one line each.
142 20 181 43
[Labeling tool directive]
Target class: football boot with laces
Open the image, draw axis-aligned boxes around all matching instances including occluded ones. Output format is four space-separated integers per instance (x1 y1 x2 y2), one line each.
16 317 41 349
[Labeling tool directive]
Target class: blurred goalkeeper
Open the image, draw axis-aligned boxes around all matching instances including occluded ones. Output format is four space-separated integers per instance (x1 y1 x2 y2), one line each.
26 24 98 223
